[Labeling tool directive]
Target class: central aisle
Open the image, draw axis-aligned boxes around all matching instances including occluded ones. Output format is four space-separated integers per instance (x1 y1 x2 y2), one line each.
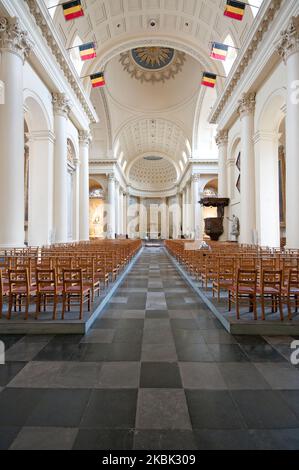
1 248 299 450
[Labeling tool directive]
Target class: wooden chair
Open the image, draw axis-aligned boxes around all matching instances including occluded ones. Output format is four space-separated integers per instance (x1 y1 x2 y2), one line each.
7 268 36 320
257 270 283 321
282 269 299 321
212 258 235 302
36 268 62 320
228 269 258 320
62 269 91 320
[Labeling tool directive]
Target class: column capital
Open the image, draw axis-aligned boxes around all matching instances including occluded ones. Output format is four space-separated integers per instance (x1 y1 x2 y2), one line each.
191 174 201 182
276 16 299 63
79 130 92 145
0 17 33 62
238 92 256 118
108 173 116 182
52 92 71 117
215 129 228 147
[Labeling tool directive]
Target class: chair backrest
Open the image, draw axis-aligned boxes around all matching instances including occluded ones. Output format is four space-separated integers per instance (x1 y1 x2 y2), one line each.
287 269 299 294
8 268 30 294
237 269 257 292
62 269 83 290
261 269 282 292
36 268 57 292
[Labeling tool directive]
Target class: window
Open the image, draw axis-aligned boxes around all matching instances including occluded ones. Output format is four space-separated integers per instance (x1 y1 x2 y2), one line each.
249 0 263 17
70 35 84 75
223 34 238 75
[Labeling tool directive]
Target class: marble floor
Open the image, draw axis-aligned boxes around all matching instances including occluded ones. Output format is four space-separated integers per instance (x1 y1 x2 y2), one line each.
1 248 299 450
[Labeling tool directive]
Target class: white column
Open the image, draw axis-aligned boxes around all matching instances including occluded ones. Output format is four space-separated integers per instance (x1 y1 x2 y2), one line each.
160 198 167 239
186 182 191 235
27 131 55 246
0 18 32 247
79 130 91 241
182 188 186 235
173 190 181 239
238 92 256 245
74 157 80 241
277 17 299 248
119 189 124 236
191 174 201 239
216 130 229 197
107 174 116 238
52 93 71 243
125 188 130 237
254 131 280 247
115 181 120 236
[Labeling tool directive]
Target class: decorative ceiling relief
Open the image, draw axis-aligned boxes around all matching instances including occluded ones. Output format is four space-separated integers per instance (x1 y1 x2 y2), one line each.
129 157 177 191
119 47 186 84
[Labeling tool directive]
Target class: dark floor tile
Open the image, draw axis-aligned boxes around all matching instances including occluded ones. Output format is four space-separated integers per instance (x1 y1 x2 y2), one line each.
171 319 199 330
116 319 144 329
33 343 83 361
0 388 45 426
73 428 134 450
279 391 299 418
81 389 137 429
106 342 142 361
250 428 299 450
234 335 268 346
26 389 91 427
134 430 196 450
140 362 182 388
208 344 249 362
145 310 169 319
49 335 84 344
194 429 258 450
93 319 121 329
0 335 24 350
186 390 245 429
231 390 299 429
0 427 21 450
240 344 287 362
176 344 214 362
113 328 143 343
0 362 26 387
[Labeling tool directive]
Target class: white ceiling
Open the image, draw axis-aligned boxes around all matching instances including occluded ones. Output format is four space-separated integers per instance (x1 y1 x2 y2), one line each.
51 0 255 190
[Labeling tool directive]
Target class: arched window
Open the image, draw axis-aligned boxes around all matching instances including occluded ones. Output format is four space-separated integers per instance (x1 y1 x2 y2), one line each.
223 34 238 75
46 0 59 18
249 0 263 17
70 35 85 75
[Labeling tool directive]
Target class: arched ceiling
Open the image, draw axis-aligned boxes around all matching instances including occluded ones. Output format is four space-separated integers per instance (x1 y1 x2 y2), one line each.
118 118 189 165
50 0 255 192
129 156 178 191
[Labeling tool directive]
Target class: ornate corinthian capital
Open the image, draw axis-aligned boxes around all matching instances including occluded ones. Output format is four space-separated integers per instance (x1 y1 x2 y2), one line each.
238 92 256 118
79 130 92 145
52 93 71 117
0 17 33 61
276 16 299 63
215 130 228 147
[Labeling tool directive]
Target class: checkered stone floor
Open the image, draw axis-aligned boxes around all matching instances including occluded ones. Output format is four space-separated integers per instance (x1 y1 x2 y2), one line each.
1 248 299 450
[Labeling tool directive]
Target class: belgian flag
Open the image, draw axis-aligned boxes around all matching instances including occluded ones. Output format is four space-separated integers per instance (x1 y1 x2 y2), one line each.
79 42 96 61
224 1 246 21
62 1 84 21
90 72 105 88
210 42 229 61
201 72 217 89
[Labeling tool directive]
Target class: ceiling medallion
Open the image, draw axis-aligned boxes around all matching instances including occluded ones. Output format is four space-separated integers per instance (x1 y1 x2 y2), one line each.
119 47 186 84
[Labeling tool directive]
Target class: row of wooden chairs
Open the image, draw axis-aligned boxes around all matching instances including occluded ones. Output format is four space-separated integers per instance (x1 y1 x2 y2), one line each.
165 240 299 321
0 240 141 321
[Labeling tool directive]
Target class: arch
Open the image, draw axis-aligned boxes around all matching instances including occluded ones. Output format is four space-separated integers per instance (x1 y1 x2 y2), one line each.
24 89 52 132
126 151 180 180
257 88 286 133
222 34 238 76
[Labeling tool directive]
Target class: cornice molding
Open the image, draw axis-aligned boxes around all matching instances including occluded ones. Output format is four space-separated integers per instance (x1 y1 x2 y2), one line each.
209 0 282 124
0 17 33 62
25 0 97 124
276 15 299 62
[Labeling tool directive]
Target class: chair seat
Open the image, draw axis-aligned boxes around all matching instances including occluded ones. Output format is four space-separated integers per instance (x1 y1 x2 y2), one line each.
11 286 36 294
229 286 256 294
282 287 299 295
257 287 280 295
39 286 63 293
65 285 90 294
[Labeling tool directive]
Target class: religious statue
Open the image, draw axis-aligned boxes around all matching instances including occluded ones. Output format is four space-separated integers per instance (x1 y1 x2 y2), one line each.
227 214 240 241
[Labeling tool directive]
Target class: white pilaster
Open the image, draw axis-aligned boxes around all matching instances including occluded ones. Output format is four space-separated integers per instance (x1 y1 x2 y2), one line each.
79 130 91 241
215 130 229 198
0 17 32 247
238 92 256 245
277 16 299 248
186 182 191 236
52 92 71 243
107 174 116 239
191 175 201 239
